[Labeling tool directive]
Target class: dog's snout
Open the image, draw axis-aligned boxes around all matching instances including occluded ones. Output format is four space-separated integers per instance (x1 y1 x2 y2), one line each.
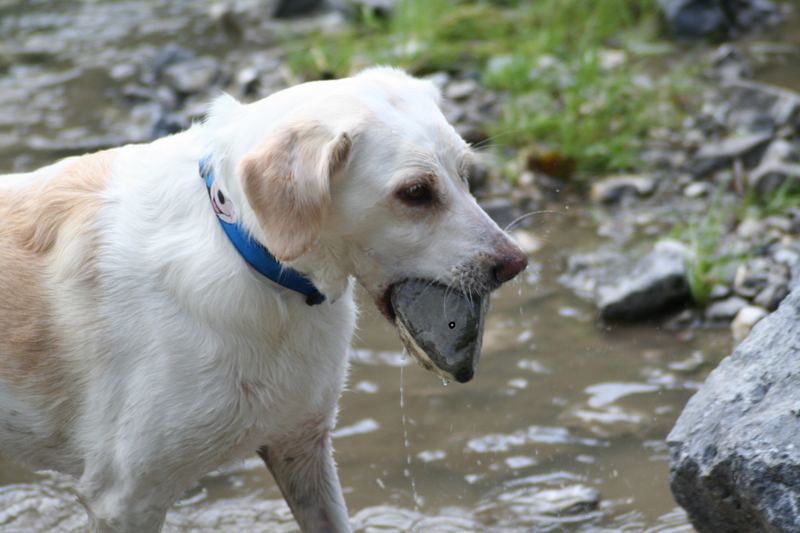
491 246 528 284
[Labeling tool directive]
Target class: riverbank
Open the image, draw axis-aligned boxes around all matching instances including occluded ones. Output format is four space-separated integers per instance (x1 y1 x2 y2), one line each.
0 0 798 531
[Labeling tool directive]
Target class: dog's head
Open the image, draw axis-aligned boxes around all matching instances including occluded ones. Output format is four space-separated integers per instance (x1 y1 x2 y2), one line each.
217 67 526 380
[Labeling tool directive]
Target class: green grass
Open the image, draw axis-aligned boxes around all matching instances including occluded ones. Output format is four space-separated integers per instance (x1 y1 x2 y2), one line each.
284 0 699 178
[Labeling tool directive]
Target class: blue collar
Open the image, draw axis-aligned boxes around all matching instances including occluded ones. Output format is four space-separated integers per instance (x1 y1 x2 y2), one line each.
200 158 326 306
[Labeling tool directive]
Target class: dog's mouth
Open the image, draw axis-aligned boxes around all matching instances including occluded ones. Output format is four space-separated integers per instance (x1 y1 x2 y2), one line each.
379 279 488 384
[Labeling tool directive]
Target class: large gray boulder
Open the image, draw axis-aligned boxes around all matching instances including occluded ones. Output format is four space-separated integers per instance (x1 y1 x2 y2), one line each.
668 280 800 532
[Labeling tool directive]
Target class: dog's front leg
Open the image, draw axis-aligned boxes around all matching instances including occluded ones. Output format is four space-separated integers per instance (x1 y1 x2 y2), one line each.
258 427 351 533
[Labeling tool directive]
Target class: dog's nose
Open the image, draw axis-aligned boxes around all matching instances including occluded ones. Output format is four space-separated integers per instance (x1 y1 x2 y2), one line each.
492 247 528 284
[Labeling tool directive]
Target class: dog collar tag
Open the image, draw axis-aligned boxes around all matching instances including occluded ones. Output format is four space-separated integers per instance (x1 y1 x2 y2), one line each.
199 157 326 306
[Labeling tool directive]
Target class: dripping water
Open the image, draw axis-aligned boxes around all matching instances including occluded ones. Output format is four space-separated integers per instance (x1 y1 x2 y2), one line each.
400 353 420 513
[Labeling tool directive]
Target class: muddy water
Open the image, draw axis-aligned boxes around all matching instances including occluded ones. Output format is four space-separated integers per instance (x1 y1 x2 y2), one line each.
0 1 741 531
0 210 731 532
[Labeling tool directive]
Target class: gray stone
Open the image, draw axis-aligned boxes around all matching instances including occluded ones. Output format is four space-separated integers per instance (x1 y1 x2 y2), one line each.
705 296 748 322
658 0 781 40
731 304 768 342
754 283 789 311
733 259 789 298
162 57 220 94
390 280 487 383
751 161 800 196
684 181 710 198
668 286 800 532
444 79 479 101
689 132 772 178
597 241 692 321
724 80 800 131
273 0 324 17
590 175 656 204
709 283 732 300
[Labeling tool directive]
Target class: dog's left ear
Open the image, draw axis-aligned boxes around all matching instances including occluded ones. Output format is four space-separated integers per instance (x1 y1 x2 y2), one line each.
239 121 352 262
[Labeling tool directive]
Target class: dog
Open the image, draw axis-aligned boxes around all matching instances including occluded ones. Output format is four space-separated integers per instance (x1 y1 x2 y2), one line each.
0 67 527 532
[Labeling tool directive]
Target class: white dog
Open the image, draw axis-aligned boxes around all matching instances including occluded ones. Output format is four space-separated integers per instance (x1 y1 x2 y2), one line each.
0 67 526 532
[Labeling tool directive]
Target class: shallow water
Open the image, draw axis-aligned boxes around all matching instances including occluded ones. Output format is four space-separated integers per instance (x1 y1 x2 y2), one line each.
0 1 748 531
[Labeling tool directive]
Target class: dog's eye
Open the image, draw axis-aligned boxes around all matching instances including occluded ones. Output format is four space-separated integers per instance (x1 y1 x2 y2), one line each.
398 182 434 206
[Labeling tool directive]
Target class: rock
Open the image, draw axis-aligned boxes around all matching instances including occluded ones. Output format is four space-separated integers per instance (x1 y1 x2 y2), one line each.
590 175 656 204
733 259 789 299
764 215 794 233
423 71 450 90
753 283 789 311
444 79 479 101
145 44 194 86
658 0 781 40
709 44 751 82
390 280 487 383
736 217 764 239
162 57 220 95
273 0 325 17
597 240 692 321
748 139 800 195
667 285 800 532
705 296 748 322
683 181 709 198
723 80 800 132
751 161 800 196
688 131 772 178
709 283 731 300
659 0 726 39
730 304 768 341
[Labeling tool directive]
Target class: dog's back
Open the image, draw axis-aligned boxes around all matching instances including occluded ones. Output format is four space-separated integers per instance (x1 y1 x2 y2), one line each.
0 152 116 474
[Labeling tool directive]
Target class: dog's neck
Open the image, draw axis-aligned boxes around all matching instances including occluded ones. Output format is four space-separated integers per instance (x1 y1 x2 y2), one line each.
290 243 353 304
200 152 353 306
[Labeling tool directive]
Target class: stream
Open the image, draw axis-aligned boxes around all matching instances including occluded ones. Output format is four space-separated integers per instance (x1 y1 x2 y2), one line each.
2 1 798 531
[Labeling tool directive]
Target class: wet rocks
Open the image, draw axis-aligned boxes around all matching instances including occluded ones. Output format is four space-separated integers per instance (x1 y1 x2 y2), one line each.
751 160 800 196
658 0 782 40
597 241 692 321
162 57 220 95
704 295 747 322
688 131 772 178
590 175 656 205
668 281 800 532
723 80 800 131
730 304 768 341
273 0 325 17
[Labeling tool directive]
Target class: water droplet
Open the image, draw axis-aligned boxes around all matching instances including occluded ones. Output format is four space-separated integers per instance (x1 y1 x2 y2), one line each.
448 321 455 329
399 362 420 512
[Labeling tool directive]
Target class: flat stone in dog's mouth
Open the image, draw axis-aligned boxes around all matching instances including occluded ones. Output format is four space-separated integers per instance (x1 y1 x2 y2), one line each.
389 279 488 383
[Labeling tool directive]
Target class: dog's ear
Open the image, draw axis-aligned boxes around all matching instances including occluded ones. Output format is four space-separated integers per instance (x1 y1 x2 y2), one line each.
239 121 351 262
